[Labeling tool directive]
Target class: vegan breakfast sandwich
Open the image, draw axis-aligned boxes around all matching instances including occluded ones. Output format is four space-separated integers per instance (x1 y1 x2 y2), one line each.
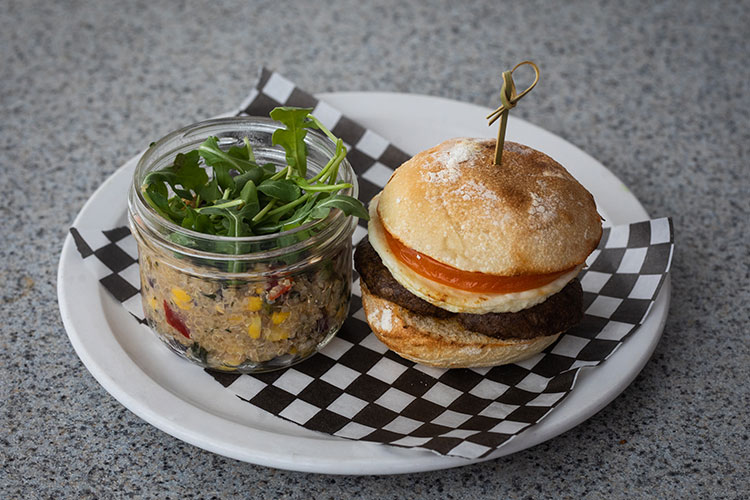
354 63 603 368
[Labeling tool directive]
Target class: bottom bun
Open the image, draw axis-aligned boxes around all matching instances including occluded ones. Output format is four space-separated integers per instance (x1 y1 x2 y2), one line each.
360 283 562 369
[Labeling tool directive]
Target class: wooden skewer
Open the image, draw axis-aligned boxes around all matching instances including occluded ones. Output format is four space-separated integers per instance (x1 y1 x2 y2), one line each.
486 61 540 165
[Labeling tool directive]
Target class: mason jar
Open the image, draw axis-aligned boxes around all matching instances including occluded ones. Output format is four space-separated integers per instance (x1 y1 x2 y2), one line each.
127 117 358 373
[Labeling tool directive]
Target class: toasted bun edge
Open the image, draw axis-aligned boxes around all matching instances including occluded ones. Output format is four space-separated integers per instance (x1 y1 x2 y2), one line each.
360 282 562 369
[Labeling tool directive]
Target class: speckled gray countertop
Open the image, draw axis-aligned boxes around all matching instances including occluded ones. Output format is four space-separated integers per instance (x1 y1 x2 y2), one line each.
2 0 748 498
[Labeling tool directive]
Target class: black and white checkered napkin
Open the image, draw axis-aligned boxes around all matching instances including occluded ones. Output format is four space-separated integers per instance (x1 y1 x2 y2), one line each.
69 68 674 459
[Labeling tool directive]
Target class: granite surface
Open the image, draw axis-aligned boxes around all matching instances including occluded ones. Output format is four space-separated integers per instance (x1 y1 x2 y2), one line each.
2 0 748 498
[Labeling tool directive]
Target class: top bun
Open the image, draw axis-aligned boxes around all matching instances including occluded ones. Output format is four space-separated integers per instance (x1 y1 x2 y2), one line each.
377 138 602 276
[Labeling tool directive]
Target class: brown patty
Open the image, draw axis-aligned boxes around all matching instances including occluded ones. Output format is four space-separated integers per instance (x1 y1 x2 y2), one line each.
354 238 453 318
456 279 582 338
354 238 583 340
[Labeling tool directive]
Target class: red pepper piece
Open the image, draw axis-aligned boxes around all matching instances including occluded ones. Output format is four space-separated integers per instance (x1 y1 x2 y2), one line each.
267 278 293 302
163 300 190 338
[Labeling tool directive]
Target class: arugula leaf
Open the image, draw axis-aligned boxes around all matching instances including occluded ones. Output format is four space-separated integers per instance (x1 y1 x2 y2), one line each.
258 179 301 202
239 180 260 220
310 195 370 220
198 136 249 190
167 197 189 221
227 144 250 161
172 150 208 189
255 194 319 233
200 206 251 237
233 166 268 193
142 183 175 220
309 206 330 219
181 206 211 233
141 170 191 200
288 194 318 222
147 178 168 198
270 107 313 177
142 150 207 195
260 163 277 177
197 177 221 203
198 136 260 172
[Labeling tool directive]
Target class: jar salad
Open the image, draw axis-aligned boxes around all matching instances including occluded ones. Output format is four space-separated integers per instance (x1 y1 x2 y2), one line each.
128 112 366 373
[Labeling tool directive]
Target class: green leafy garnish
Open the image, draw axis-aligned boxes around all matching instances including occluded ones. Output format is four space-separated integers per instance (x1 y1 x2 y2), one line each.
310 194 369 220
258 179 301 202
140 107 368 251
269 107 314 177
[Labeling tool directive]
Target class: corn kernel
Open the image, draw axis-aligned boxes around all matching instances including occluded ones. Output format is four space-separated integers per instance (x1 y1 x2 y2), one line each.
255 284 265 294
171 287 192 310
148 296 158 310
228 315 244 324
171 287 190 302
266 326 288 341
271 311 290 325
247 315 262 339
246 296 263 312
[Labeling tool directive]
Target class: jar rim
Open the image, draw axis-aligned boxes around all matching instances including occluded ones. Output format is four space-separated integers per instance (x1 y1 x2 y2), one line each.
128 116 359 260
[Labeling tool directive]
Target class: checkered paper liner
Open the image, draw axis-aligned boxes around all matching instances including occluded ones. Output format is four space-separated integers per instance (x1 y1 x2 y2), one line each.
68 69 674 459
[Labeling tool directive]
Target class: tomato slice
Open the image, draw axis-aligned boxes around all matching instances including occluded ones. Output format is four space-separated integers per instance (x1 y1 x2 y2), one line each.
383 228 575 293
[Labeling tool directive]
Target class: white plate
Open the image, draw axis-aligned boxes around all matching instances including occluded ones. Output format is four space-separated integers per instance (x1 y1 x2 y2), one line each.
58 92 670 475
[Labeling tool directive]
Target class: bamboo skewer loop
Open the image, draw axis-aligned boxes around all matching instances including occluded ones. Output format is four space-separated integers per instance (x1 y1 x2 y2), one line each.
487 61 540 165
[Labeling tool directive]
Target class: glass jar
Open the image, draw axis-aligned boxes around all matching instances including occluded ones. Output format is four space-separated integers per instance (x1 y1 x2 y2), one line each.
127 117 358 373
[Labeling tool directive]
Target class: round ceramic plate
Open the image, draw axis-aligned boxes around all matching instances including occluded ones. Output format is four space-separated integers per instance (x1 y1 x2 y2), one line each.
58 92 670 475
